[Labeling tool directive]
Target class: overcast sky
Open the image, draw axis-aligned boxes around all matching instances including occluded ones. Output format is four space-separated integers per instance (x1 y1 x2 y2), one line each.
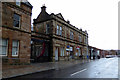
28 0 119 50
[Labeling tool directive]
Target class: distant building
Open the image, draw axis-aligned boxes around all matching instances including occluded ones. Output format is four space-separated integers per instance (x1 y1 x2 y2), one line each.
117 50 120 55
108 50 117 55
1 1 32 64
31 5 89 62
99 49 117 58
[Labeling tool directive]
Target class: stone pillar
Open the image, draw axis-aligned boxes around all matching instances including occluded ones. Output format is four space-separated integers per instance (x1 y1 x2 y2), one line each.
8 38 13 64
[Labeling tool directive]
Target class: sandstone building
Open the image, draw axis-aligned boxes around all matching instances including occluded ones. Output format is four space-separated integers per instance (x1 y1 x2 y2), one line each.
1 1 32 64
31 6 89 62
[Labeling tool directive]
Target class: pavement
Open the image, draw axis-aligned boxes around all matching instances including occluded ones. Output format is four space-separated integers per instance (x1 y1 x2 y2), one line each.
2 59 91 79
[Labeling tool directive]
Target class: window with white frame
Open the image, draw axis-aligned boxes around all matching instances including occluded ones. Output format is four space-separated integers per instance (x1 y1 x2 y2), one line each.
60 26 62 36
16 0 21 6
12 40 19 56
13 13 20 28
46 24 50 34
57 25 59 35
60 47 64 56
0 39 8 56
70 31 74 40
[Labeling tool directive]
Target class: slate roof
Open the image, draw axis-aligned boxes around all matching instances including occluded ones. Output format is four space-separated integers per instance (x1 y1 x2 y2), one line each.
34 6 51 23
56 13 64 20
23 1 33 8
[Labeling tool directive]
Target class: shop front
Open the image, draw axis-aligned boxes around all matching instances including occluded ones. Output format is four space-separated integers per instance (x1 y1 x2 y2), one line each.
31 38 51 62
66 45 74 60
75 46 82 59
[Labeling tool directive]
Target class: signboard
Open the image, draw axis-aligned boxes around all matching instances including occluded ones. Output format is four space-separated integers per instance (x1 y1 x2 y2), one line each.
67 45 70 48
66 46 73 51
76 46 80 49
70 47 73 51
66 48 69 51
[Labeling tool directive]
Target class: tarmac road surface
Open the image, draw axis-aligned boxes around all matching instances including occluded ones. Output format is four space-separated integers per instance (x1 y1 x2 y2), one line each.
5 57 119 80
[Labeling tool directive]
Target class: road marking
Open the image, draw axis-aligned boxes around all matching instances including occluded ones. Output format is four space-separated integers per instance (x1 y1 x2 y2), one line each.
70 69 87 76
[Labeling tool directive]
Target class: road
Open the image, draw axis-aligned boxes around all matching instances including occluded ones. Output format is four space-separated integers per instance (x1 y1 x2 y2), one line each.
6 57 119 80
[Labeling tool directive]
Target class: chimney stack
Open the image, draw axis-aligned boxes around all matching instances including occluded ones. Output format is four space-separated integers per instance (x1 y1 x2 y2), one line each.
67 20 70 24
41 4 46 12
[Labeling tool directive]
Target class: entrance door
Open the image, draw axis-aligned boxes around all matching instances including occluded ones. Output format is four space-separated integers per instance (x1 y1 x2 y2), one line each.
35 45 42 57
55 47 58 61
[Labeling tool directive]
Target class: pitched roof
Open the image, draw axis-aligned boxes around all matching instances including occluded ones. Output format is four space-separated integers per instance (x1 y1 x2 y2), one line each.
36 11 51 23
56 13 64 20
23 2 33 8
33 6 51 23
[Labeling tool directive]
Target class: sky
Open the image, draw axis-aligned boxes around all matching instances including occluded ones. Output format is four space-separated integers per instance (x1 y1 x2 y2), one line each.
28 0 119 50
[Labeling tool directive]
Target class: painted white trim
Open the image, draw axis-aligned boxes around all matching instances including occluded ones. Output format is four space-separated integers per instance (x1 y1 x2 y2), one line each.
12 40 19 56
13 13 21 29
0 39 8 56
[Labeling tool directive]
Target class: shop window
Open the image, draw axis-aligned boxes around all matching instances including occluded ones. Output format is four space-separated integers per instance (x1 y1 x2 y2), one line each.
12 40 19 56
60 47 64 56
78 49 81 56
0 39 8 56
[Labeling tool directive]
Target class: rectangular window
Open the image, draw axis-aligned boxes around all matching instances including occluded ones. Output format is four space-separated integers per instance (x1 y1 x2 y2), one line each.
16 0 21 6
57 25 59 35
12 40 19 56
13 13 20 28
70 31 74 40
0 39 8 56
60 26 62 36
46 24 50 34
84 37 88 44
79 35 82 42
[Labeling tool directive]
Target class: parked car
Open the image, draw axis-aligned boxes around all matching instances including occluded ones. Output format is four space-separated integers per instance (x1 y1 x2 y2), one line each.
106 55 116 58
106 55 111 58
117 55 120 57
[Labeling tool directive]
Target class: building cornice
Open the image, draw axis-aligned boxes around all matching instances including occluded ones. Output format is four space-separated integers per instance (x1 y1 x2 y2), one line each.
1 25 31 34
2 2 32 16
33 18 88 37
52 35 87 47
51 14 88 35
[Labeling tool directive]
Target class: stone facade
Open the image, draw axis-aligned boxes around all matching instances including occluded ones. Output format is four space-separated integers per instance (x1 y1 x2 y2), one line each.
1 2 32 64
33 6 89 62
